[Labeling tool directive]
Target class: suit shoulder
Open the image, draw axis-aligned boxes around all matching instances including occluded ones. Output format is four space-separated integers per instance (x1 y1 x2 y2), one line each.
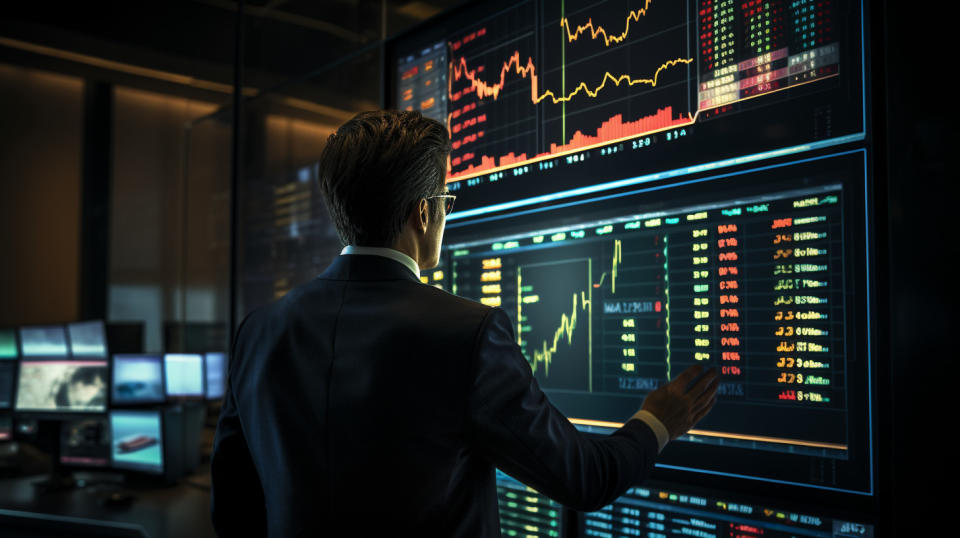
405 280 492 314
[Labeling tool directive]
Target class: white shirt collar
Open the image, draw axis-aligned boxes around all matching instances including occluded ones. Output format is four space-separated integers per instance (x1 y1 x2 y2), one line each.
340 246 420 279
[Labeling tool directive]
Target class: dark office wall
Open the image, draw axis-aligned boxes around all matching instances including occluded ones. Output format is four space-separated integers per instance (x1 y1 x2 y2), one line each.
108 86 221 352
881 2 951 534
0 63 84 326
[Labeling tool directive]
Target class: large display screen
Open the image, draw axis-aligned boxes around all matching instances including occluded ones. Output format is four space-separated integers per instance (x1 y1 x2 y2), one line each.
112 354 165 405
443 151 872 494
60 417 110 467
388 0 865 215
67 320 108 358
18 326 69 358
14 360 108 414
110 410 164 474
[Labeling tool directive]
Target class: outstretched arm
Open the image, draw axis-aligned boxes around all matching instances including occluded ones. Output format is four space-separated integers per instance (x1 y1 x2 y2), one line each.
467 308 718 512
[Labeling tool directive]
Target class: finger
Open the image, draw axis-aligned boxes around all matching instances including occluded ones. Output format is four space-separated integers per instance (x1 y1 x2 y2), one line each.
671 364 705 388
691 376 720 412
686 366 719 395
691 395 718 425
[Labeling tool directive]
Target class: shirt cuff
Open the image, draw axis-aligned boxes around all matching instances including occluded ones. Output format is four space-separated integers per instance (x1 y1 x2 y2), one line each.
631 410 670 453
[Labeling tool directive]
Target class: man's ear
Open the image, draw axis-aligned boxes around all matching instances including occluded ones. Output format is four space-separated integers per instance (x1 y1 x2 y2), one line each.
411 198 430 234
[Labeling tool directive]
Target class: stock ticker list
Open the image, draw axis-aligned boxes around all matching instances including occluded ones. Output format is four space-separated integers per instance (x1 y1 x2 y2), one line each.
581 483 874 538
449 186 847 457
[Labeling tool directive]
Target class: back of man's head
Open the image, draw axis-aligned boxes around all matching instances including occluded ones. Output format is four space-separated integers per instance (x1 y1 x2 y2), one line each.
318 110 451 247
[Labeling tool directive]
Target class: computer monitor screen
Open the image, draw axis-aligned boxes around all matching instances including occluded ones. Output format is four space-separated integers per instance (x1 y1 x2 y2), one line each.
14 360 108 413
387 0 865 215
60 417 110 467
496 470 562 537
164 354 204 398
110 410 163 474
19 326 69 358
0 362 14 409
0 329 17 359
444 151 873 494
67 320 108 358
0 415 11 441
112 355 165 405
204 352 226 400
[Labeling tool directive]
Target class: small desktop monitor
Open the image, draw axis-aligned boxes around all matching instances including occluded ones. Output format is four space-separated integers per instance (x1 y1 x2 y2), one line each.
0 414 11 441
67 320 108 358
164 354 204 399
204 352 226 400
14 360 108 414
112 354 165 405
19 326 69 358
110 410 164 474
60 416 110 467
0 361 15 409
0 328 18 359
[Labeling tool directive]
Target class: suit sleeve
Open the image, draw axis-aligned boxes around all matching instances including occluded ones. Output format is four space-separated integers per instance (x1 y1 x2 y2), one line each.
210 315 267 537
467 308 659 512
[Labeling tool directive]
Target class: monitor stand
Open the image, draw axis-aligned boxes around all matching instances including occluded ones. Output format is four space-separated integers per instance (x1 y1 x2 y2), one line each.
28 421 73 494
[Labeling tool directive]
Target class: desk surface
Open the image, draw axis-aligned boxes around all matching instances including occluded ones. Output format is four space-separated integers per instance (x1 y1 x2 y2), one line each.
0 469 216 538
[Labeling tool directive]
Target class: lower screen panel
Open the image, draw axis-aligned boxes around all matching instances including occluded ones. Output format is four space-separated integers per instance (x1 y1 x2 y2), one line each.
580 481 874 538
497 470 563 537
449 151 873 493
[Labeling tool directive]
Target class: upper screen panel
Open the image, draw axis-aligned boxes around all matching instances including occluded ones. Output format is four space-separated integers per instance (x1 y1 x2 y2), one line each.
389 0 865 216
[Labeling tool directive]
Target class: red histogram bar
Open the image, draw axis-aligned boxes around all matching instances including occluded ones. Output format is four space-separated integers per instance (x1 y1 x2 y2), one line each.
449 108 694 181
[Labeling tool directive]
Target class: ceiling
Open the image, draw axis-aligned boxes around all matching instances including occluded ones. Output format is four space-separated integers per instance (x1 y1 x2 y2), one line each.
0 0 467 119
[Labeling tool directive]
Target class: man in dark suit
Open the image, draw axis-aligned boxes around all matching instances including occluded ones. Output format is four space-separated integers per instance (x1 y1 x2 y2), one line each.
211 110 719 537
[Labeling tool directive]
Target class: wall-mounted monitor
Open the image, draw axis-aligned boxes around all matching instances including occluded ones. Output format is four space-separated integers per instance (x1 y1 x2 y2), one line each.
386 0 866 218
204 352 226 400
444 151 874 495
163 354 204 399
19 326 69 358
112 354 165 405
110 409 164 474
14 360 108 414
67 320 108 358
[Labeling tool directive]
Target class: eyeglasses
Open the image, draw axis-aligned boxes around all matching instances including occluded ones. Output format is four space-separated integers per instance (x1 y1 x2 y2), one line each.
426 194 456 216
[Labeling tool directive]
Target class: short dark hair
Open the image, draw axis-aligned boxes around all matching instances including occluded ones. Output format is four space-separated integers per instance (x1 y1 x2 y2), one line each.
317 110 451 247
